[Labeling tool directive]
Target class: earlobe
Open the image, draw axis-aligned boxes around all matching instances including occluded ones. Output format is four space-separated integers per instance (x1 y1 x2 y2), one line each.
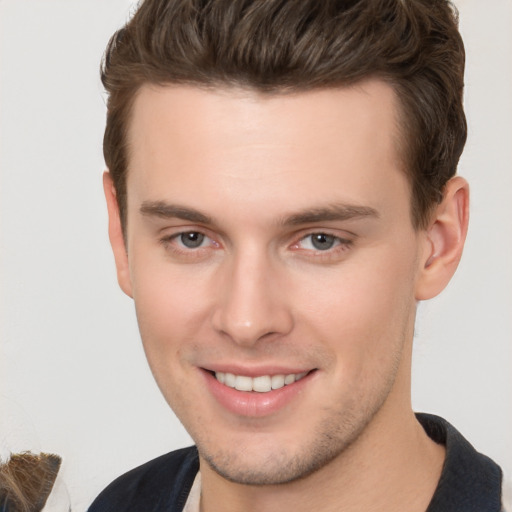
103 171 133 298
415 176 470 301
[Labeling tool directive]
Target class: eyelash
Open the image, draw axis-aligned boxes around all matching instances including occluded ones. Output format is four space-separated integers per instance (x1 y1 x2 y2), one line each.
159 231 218 260
293 232 353 257
159 230 353 261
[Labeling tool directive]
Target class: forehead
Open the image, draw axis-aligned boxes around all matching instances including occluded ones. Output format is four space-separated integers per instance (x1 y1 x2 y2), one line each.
126 81 409 224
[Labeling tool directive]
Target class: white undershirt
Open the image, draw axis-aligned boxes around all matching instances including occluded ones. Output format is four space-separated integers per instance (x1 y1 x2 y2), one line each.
183 471 201 512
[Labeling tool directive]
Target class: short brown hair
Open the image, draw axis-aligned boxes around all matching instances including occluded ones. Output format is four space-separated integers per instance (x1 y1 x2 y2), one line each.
101 0 466 231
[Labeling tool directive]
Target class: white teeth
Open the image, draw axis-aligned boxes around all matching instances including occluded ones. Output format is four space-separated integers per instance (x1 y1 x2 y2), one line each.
214 371 308 392
284 374 295 385
235 375 253 391
252 375 272 393
271 374 285 390
224 372 235 387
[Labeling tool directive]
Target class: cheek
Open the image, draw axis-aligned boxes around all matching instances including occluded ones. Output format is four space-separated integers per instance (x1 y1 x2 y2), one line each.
130 257 213 361
130 266 213 410
297 248 417 371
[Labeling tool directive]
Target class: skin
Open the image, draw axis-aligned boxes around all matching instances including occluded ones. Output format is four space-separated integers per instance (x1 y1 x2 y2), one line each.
105 81 469 512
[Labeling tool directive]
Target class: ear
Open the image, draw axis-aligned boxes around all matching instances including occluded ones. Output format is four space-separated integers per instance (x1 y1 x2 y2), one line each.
415 176 470 301
103 171 133 298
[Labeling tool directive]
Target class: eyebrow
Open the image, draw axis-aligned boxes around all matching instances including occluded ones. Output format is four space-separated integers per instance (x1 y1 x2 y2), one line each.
140 200 379 226
281 204 379 226
140 201 213 224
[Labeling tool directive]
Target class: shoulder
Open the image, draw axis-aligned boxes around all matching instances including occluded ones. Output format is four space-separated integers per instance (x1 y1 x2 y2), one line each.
88 446 199 512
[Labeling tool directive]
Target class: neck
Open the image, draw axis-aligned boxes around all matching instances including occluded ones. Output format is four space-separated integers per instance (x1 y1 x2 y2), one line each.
199 416 444 512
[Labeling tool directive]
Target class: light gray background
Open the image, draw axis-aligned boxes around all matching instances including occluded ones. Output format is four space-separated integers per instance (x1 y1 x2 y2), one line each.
1 1 510 510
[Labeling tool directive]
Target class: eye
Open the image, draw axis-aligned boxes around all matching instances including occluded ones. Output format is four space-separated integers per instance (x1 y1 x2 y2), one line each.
159 229 220 261
178 231 207 249
299 233 343 251
309 233 337 251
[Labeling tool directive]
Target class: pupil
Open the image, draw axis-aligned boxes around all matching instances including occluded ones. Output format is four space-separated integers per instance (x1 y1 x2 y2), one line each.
311 233 335 250
181 232 204 248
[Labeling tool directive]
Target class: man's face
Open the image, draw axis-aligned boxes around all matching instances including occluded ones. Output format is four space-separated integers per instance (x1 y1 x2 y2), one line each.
116 81 429 484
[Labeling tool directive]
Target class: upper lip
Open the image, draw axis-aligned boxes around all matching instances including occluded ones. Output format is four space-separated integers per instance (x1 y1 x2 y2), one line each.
201 364 316 377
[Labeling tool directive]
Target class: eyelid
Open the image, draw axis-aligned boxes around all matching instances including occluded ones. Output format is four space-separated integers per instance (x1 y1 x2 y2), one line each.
158 227 222 256
288 230 355 259
291 228 354 245
158 223 217 240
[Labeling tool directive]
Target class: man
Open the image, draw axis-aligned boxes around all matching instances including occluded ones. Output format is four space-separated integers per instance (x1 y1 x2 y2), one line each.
89 0 504 510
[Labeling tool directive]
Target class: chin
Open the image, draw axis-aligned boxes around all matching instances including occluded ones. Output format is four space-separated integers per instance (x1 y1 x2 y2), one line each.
201 447 333 486
195 412 369 486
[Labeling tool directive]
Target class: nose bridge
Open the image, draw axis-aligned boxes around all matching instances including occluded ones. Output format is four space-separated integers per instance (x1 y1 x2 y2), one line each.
212 245 292 346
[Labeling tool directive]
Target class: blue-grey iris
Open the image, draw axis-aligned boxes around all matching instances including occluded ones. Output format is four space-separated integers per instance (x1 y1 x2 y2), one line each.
181 232 205 248
311 233 336 250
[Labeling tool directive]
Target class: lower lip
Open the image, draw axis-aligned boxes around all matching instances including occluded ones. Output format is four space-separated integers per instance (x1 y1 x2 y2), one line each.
201 369 315 418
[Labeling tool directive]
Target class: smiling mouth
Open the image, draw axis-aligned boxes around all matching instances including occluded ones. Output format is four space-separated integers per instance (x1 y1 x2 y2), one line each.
213 371 311 393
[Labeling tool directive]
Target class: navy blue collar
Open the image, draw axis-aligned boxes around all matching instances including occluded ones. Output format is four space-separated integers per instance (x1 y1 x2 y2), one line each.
417 413 503 511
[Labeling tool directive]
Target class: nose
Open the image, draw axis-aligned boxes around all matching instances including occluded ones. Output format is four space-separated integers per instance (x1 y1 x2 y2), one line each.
211 250 294 347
